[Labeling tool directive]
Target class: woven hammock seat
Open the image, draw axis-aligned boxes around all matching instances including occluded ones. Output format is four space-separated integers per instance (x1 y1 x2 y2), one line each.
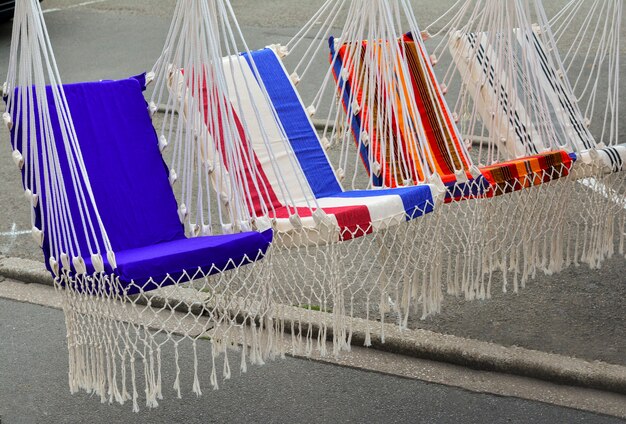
329 33 577 199
169 48 437 245
8 75 272 295
3 0 285 409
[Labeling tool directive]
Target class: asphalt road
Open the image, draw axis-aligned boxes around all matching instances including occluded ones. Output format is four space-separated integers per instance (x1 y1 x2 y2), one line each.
1 297 623 424
0 0 623 372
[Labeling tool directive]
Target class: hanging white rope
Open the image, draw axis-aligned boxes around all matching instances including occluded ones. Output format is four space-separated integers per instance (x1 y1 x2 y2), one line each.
540 0 626 269
4 0 114 274
151 0 326 239
286 0 474 192
549 0 622 149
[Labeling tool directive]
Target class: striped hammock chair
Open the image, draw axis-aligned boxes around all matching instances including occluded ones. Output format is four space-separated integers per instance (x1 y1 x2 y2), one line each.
281 0 586 307
165 50 437 245
153 0 452 364
430 0 625 269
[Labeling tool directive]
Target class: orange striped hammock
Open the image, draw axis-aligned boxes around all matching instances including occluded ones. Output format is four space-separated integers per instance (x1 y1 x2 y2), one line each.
329 32 574 200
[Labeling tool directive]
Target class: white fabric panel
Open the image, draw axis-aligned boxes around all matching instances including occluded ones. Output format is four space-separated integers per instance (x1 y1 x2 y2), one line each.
516 28 596 153
273 193 408 238
597 144 626 172
449 32 546 159
221 55 316 207
309 194 406 231
273 214 340 235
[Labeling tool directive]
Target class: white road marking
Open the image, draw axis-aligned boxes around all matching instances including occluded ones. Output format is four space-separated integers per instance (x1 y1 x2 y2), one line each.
43 0 111 14
0 223 30 255
0 223 31 237
579 177 626 210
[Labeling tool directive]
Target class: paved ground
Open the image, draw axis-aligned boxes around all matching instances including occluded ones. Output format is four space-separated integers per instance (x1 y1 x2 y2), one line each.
1 296 624 423
412 253 626 366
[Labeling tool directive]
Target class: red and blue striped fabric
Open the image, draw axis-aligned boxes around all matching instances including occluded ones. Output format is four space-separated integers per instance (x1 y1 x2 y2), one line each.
190 48 437 241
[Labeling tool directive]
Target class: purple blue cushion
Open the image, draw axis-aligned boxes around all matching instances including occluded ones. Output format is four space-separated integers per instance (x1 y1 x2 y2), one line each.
9 75 272 294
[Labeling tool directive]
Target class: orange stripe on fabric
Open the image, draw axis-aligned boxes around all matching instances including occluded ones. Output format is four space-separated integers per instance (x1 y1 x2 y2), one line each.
403 34 472 173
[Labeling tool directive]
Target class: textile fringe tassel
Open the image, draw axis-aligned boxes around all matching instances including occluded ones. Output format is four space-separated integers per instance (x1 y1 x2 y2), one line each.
57 257 286 411
56 172 626 412
56 168 625 412
408 165 626 312
269 205 450 350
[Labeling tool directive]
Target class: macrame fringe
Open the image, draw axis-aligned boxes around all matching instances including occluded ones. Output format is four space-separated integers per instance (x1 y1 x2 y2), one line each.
57 171 626 411
364 165 626 320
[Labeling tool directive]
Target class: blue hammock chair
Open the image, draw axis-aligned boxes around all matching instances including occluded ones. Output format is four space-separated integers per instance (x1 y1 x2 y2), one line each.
9 74 272 295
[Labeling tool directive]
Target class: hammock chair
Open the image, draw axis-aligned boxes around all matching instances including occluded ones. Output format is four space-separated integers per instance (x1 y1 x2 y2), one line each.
7 74 273 289
428 0 624 269
267 0 491 314
148 0 473 364
281 0 580 308
4 0 285 411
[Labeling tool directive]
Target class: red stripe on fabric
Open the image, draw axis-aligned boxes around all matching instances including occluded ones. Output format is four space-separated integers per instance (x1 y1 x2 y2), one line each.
408 35 472 172
329 204 374 240
400 34 473 180
193 69 376 240
194 72 283 216
271 205 373 241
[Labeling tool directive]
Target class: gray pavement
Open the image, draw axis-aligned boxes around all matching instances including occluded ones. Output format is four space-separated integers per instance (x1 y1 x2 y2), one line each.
1 296 623 423
411 253 626 366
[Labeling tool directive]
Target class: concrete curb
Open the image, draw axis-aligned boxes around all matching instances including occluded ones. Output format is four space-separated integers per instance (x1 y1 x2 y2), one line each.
0 256 53 286
157 105 331 131
1 255 625 396
361 327 626 396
